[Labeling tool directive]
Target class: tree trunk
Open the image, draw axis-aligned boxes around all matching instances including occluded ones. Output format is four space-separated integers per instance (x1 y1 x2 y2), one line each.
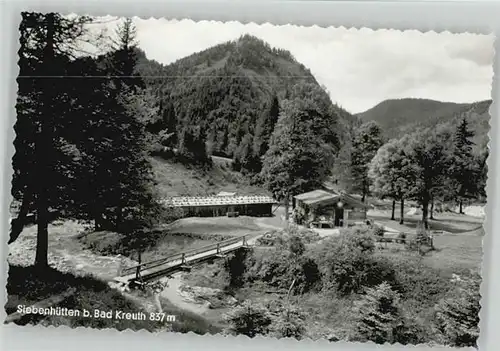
95 218 101 231
116 206 123 232
135 249 142 280
361 193 366 203
399 198 404 225
421 198 429 230
284 193 290 228
35 200 49 269
430 198 435 220
459 200 464 214
391 200 396 220
35 13 56 270
9 190 33 244
94 210 104 231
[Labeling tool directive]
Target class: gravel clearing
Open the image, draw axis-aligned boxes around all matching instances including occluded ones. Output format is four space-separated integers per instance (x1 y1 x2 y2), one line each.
7 220 138 281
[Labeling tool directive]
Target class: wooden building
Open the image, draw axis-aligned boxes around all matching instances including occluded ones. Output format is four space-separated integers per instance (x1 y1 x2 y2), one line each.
161 195 276 218
292 189 370 228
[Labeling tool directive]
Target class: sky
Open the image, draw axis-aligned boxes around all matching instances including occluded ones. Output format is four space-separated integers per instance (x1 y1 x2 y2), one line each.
91 17 494 114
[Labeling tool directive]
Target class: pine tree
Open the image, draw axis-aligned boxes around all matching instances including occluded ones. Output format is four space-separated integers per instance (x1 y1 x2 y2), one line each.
354 282 404 344
234 134 261 174
451 116 477 214
434 274 481 347
10 12 93 268
223 301 272 338
75 18 160 232
270 306 307 340
253 93 280 157
178 125 210 166
160 100 178 145
260 97 332 222
351 121 384 202
107 18 143 91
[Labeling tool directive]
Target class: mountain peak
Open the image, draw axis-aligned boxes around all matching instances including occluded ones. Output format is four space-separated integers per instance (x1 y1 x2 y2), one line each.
136 36 358 170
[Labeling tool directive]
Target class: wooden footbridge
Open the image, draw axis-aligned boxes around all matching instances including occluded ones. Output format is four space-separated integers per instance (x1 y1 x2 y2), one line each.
114 235 250 286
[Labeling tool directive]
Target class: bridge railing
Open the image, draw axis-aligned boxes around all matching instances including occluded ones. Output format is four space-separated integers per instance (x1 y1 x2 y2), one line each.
121 235 247 277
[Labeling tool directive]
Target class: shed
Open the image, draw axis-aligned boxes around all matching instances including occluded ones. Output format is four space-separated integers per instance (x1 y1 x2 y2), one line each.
293 189 370 228
161 195 276 218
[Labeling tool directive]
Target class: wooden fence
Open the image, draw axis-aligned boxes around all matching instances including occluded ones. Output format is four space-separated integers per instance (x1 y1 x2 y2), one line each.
375 231 439 250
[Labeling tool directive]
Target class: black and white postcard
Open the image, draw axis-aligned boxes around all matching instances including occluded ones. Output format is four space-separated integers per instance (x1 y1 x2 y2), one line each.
5 13 493 348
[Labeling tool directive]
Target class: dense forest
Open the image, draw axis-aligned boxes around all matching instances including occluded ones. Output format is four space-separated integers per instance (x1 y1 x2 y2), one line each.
357 98 491 152
133 34 358 173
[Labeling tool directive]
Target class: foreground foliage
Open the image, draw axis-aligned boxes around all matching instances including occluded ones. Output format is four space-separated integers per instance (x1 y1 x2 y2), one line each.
219 227 480 346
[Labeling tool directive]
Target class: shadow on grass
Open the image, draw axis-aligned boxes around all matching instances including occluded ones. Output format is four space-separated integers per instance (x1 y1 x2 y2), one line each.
5 265 153 331
6 265 223 334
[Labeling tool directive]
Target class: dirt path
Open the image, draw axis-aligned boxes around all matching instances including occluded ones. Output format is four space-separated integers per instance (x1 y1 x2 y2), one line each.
8 221 137 281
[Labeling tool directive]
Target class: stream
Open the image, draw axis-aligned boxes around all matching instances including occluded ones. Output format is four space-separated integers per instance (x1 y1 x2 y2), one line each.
158 273 210 315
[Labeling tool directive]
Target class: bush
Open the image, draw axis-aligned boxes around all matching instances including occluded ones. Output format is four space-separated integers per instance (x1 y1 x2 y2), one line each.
245 246 321 294
256 226 321 248
353 282 403 344
372 225 385 237
224 249 252 290
390 256 452 309
269 305 307 340
433 274 481 348
288 235 306 256
311 229 395 295
325 252 396 295
397 232 407 244
223 301 273 338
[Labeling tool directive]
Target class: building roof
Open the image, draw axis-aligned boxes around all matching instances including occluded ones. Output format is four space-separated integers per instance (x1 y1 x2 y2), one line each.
161 195 276 208
294 190 339 205
216 191 236 197
294 189 371 209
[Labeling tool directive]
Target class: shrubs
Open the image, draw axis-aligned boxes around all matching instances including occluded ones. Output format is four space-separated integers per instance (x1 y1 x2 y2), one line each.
324 251 396 295
433 274 481 348
269 305 307 340
245 242 321 294
256 226 321 247
353 281 434 345
353 282 403 344
288 235 306 256
311 229 395 295
218 226 480 345
390 256 452 309
405 228 434 255
372 225 385 237
223 300 307 340
397 232 407 244
224 249 252 290
223 301 273 337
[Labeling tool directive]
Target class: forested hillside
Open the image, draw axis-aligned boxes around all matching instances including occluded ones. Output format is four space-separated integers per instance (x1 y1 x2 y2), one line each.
357 98 491 151
134 34 358 173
